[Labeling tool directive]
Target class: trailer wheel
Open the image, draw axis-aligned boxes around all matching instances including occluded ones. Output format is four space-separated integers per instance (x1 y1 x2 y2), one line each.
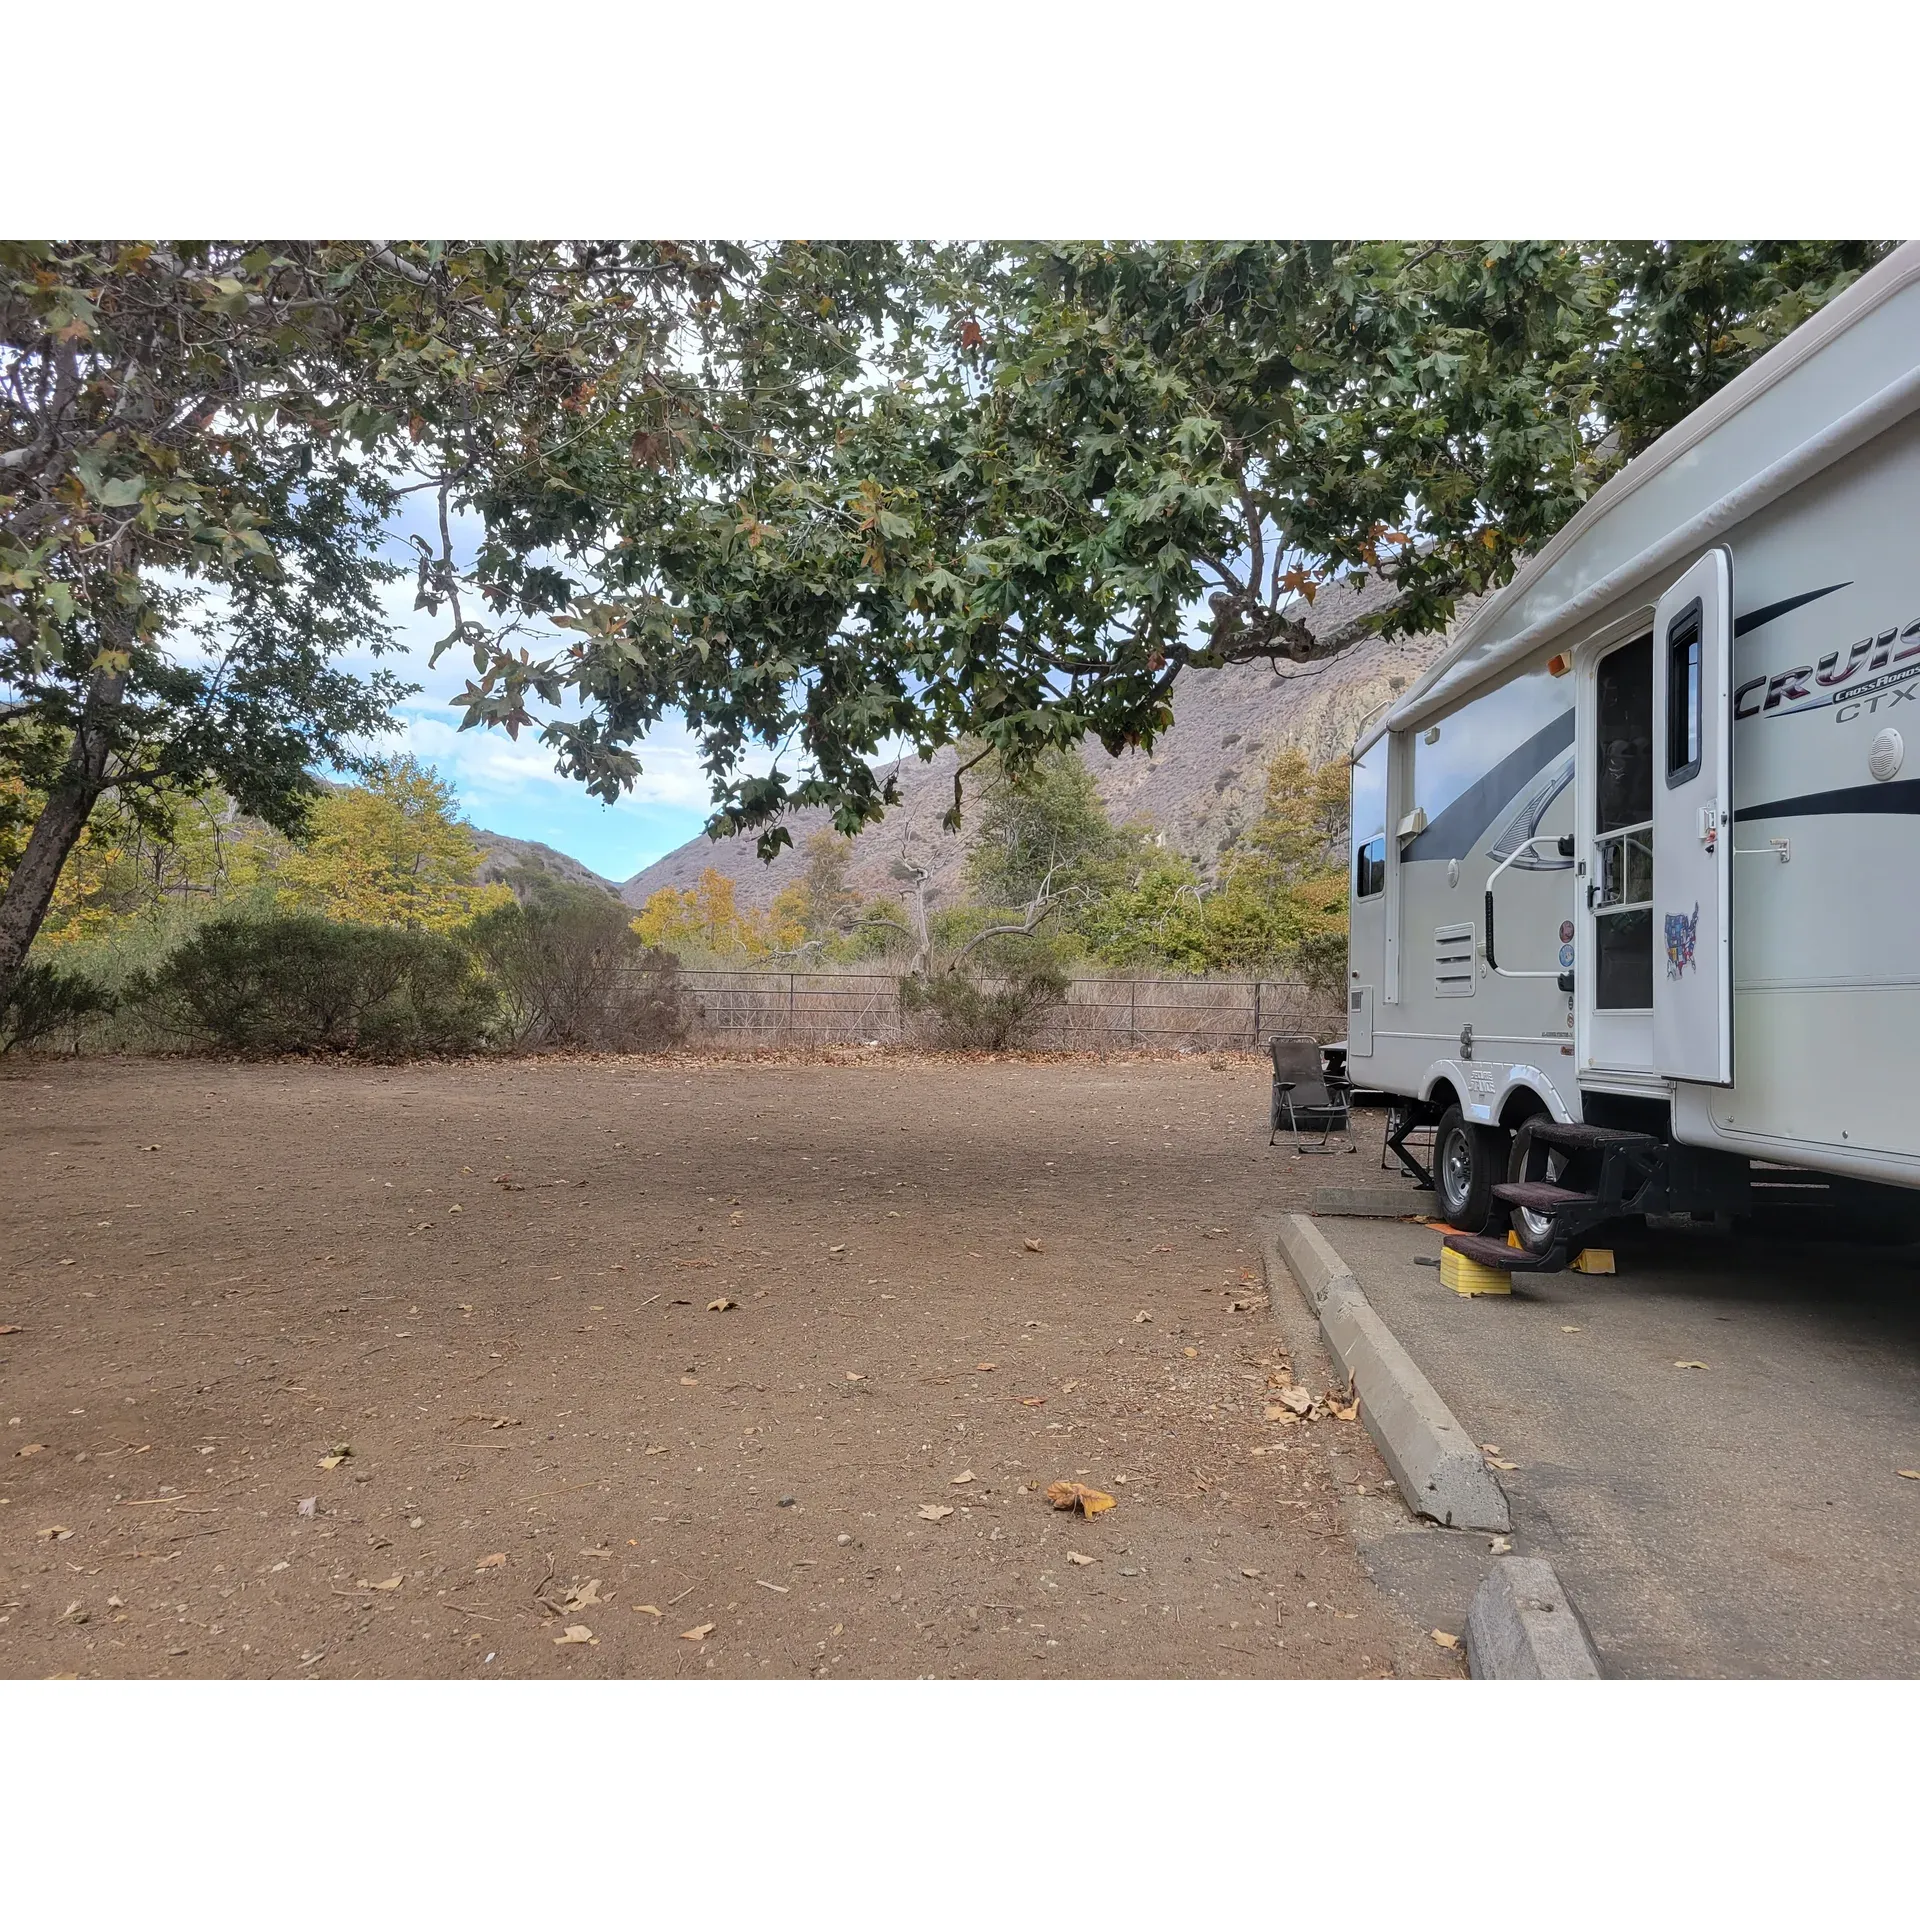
1507 1120 1568 1256
1433 1105 1499 1232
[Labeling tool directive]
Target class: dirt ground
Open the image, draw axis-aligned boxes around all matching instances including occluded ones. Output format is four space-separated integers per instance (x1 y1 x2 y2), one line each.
0 1051 1460 1680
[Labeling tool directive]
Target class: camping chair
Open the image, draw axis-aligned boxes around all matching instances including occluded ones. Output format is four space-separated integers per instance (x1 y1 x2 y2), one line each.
1267 1033 1354 1154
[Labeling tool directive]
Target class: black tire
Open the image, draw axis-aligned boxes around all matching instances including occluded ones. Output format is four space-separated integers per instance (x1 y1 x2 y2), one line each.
1433 1104 1500 1232
1506 1119 1567 1256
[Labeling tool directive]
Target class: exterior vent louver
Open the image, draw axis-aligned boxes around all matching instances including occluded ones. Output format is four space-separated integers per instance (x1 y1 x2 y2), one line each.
1435 922 1476 998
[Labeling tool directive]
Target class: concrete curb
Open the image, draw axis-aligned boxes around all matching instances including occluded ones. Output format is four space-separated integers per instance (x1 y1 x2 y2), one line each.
1466 1558 1604 1679
1309 1188 1429 1219
1265 1214 1511 1533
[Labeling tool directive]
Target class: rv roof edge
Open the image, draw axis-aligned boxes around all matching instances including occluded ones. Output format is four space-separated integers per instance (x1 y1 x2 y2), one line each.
1354 239 1920 753
1375 357 1920 742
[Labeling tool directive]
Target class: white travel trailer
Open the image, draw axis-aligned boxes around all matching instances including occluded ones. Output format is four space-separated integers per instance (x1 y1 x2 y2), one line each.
1344 240 1920 1268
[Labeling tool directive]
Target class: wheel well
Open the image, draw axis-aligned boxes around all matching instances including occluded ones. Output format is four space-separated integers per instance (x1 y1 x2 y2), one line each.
1420 1075 1465 1119
1498 1085 1551 1132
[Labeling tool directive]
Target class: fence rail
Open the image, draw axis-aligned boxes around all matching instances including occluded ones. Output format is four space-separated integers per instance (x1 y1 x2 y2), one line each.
662 968 1334 1051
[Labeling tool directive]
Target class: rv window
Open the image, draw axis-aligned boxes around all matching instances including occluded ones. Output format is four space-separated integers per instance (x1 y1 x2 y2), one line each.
1667 605 1702 785
1350 738 1387 900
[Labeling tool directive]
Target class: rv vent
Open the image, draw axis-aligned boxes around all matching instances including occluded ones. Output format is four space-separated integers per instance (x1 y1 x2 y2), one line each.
1434 922 1476 998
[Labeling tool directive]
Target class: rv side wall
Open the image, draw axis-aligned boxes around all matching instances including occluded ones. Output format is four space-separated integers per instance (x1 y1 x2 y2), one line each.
1674 409 1920 1187
1346 657 1579 1131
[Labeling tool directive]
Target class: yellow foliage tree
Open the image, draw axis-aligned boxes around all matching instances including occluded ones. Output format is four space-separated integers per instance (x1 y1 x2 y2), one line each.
38 787 245 949
250 756 509 932
630 865 803 958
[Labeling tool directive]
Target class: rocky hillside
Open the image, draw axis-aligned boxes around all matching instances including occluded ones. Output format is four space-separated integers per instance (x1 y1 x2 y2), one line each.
620 578 1453 913
471 829 621 897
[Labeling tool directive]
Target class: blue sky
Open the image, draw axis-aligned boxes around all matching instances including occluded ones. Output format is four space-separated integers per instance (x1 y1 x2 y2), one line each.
340 495 723 884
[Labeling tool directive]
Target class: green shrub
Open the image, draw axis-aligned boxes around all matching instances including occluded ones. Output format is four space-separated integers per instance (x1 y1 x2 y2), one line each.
137 913 493 1057
0 962 117 1054
464 875 694 1050
899 941 1068 1052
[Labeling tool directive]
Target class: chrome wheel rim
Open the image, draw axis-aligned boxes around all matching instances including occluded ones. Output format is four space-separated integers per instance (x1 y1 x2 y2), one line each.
1516 1145 1566 1244
1439 1130 1475 1214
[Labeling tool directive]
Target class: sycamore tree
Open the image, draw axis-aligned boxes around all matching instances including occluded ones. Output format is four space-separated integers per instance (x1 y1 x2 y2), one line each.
0 238 820 1001
443 240 1891 862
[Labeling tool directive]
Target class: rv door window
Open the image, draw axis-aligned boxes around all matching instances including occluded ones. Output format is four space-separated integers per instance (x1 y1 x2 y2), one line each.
1593 632 1655 1010
1666 605 1703 785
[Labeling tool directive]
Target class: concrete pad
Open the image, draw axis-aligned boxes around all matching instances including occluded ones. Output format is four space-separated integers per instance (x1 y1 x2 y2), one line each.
1466 1558 1603 1680
1315 1213 1920 1677
1266 1215 1510 1533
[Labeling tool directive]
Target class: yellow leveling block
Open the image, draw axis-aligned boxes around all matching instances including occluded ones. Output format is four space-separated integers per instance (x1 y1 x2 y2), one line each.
1439 1239 1619 1293
1503 1231 1619 1275
1440 1244 1511 1296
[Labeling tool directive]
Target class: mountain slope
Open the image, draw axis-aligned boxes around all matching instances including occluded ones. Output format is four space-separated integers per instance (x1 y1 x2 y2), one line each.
471 829 620 896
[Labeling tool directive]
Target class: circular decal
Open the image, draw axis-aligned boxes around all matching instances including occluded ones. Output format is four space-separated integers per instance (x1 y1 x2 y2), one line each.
1558 943 1576 968
1559 919 1575 943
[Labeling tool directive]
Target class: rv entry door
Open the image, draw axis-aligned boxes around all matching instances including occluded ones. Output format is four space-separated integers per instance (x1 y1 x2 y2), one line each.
1650 548 1733 1085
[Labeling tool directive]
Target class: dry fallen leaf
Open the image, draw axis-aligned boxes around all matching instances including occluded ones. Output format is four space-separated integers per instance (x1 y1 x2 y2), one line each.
1489 1459 1519 1472
18 1443 46 1456
1431 1629 1461 1650
1275 1384 1314 1416
974 1361 997 1373
297 1497 317 1519
706 1297 737 1312
845 1373 866 1382
476 1553 507 1570
1045 1481 1117 1517
1674 1360 1709 1370
1023 1238 1044 1253
582 1546 613 1559
632 1604 663 1617
1133 1311 1152 1324
1020 1396 1047 1407
950 1470 976 1484
0 1325 22 1337
1898 1469 1920 1481
917 1504 955 1522
1264 1407 1298 1424
363 1575 403 1592
37 1525 72 1541
554 1624 597 1645
1491 1537 1513 1555
1182 1346 1198 1359
1065 1551 1094 1567
680 1622 716 1642
561 1578 606 1612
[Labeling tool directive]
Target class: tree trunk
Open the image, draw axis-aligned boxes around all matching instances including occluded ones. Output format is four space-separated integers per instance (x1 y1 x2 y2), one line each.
0 668 124 1004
